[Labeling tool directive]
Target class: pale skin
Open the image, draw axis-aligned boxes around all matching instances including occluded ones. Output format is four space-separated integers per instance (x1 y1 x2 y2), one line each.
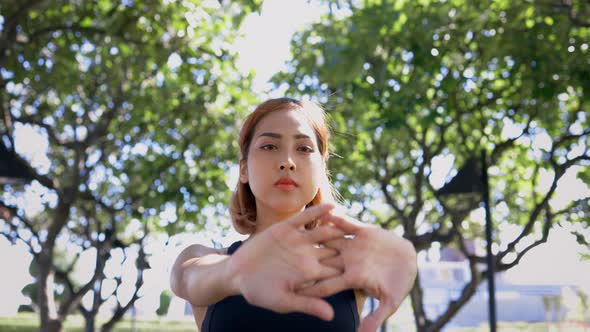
170 109 417 331
170 204 350 326
299 210 418 332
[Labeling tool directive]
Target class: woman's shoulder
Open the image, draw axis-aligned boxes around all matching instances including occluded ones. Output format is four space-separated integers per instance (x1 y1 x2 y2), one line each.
178 239 246 258
179 243 229 257
170 243 230 298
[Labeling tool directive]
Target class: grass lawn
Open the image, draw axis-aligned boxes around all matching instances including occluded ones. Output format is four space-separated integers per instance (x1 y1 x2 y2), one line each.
0 313 196 332
2 313 588 331
448 321 590 332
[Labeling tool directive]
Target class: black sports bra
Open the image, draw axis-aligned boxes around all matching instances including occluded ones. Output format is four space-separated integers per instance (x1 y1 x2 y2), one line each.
201 241 359 332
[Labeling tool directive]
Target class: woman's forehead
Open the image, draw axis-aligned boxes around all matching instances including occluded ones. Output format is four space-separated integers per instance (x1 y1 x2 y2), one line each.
253 109 315 137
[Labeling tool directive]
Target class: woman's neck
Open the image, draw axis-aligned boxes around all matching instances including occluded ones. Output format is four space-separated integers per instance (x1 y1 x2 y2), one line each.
250 202 304 236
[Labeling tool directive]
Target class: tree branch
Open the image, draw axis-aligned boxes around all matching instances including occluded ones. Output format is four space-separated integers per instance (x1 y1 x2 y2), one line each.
490 107 532 163
428 257 483 331
380 179 410 230
0 199 39 239
498 206 552 270
54 268 76 305
57 234 110 318
101 241 147 332
0 0 44 67
553 127 590 152
83 83 124 148
26 25 108 43
410 270 431 329
560 0 590 27
408 226 456 251
496 174 558 261
496 144 585 261
0 101 15 150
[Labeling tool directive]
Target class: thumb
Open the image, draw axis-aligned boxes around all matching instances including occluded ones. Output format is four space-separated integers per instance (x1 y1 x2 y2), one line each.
322 212 362 234
288 203 334 228
358 301 397 332
287 294 335 321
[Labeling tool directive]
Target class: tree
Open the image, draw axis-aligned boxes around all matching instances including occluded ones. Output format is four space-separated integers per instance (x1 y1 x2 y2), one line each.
275 0 589 330
0 1 259 331
156 290 173 317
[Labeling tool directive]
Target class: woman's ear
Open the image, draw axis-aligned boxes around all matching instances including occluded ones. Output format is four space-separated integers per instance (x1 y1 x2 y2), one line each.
239 159 248 183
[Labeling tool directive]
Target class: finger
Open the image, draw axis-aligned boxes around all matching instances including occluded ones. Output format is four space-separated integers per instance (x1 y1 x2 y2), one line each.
358 301 397 332
295 265 343 292
306 225 345 244
314 264 343 280
321 237 348 251
322 212 362 234
287 294 335 321
319 255 345 270
296 263 342 290
289 203 335 228
314 246 339 260
297 274 349 298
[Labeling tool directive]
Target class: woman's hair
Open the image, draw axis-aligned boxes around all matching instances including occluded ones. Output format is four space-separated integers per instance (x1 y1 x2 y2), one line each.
229 97 336 234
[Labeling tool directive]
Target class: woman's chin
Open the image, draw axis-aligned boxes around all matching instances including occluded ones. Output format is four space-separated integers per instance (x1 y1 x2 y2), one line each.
269 202 306 215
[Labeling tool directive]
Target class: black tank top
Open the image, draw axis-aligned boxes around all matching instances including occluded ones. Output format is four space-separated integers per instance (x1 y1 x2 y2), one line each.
201 241 359 332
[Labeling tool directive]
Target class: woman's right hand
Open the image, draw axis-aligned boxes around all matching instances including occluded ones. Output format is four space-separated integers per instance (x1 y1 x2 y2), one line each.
227 203 345 321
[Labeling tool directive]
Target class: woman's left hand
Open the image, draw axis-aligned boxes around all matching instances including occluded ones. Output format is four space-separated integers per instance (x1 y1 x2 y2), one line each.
297 210 417 332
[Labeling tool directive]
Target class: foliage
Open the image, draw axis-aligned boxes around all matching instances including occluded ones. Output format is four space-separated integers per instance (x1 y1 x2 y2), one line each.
275 0 589 330
156 290 172 317
0 0 259 331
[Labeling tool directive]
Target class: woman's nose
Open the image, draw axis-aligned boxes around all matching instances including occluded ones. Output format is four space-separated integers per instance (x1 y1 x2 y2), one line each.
279 159 296 171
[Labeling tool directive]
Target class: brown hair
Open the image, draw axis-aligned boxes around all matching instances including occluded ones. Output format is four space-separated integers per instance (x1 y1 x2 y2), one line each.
229 97 336 234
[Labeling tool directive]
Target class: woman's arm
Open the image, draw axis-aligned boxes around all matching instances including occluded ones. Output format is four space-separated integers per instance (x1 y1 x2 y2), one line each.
169 204 348 321
300 211 417 332
170 244 239 306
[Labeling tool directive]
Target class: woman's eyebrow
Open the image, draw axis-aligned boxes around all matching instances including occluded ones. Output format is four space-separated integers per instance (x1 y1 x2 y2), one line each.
257 132 311 140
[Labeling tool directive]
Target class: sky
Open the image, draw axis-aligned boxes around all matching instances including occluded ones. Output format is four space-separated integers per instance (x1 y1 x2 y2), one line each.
231 0 327 93
1 0 590 320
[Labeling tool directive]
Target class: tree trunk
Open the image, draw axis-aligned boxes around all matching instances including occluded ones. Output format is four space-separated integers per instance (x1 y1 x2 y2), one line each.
410 271 430 331
42 320 64 332
85 280 105 332
101 309 124 332
38 251 64 332
84 317 95 332
82 308 96 332
37 198 72 332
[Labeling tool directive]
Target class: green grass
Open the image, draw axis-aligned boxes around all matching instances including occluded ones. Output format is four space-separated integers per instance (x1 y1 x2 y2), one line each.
2 313 588 332
0 313 196 332
446 322 590 332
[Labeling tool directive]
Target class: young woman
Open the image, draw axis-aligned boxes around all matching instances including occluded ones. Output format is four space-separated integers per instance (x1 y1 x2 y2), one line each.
170 98 417 332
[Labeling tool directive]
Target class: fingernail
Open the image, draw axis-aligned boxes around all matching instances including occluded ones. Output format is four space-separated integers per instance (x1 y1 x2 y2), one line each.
320 202 335 210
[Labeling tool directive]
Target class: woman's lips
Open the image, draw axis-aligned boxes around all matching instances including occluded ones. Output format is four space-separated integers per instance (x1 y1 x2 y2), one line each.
276 183 296 191
275 178 297 191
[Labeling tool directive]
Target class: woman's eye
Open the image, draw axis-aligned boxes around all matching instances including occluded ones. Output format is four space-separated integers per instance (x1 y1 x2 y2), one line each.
298 146 314 153
260 144 277 150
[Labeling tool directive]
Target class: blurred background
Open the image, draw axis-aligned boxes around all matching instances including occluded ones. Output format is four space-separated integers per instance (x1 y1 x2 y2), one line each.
0 0 589 331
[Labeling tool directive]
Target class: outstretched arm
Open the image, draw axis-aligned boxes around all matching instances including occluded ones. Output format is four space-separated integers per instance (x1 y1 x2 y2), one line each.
170 203 348 321
298 210 418 332
170 244 236 327
170 244 237 306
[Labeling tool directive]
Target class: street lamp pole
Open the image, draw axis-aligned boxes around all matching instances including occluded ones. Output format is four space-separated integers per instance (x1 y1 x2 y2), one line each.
437 152 497 332
481 149 497 332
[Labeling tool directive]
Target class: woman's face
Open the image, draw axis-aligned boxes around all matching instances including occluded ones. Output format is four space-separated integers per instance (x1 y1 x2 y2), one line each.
240 109 325 215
